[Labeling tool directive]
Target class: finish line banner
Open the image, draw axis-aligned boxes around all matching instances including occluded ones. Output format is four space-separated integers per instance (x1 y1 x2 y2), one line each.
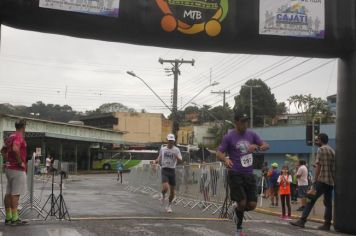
39 0 120 18
259 0 325 39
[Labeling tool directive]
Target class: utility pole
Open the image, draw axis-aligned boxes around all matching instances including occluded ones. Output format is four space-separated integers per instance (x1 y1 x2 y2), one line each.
242 85 260 128
159 58 194 138
211 90 231 109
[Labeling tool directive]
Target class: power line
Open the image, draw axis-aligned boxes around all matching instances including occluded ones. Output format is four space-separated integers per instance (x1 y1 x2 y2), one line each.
179 55 257 97
271 59 336 90
262 58 314 83
197 56 294 106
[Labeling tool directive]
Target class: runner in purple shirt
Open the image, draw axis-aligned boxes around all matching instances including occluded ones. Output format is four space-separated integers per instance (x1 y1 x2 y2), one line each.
217 111 269 236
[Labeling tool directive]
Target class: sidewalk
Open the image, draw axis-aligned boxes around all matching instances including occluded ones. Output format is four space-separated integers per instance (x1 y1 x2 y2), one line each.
256 195 329 223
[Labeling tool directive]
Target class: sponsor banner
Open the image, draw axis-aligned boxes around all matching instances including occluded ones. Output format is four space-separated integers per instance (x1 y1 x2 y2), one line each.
259 0 325 39
39 0 120 18
156 0 229 37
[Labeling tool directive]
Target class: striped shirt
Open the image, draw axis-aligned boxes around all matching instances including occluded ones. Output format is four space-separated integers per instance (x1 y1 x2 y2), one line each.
315 145 335 186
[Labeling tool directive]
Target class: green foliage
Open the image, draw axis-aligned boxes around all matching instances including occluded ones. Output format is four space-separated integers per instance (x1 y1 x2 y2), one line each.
287 94 331 122
86 102 136 115
0 101 137 123
277 102 288 115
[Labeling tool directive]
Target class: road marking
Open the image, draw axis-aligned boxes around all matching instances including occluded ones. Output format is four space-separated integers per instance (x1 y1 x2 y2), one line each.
47 228 82 236
70 216 229 221
184 227 229 236
248 228 291 236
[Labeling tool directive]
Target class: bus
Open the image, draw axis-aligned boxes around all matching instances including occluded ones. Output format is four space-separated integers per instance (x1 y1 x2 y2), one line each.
92 149 158 171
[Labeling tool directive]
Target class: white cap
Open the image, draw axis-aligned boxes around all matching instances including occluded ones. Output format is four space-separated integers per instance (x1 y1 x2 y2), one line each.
167 133 175 141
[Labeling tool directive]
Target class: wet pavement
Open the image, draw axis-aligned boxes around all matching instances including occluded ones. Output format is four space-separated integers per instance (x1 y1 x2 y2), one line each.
0 174 351 235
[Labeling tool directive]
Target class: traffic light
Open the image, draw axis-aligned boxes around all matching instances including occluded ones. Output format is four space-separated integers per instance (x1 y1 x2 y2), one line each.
306 123 320 146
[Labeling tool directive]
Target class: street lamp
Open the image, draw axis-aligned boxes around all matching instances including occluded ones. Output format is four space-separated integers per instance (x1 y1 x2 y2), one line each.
180 81 219 110
126 71 172 112
242 85 260 128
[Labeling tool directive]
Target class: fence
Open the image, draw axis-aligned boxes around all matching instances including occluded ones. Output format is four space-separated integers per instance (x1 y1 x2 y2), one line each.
61 162 77 176
126 162 236 217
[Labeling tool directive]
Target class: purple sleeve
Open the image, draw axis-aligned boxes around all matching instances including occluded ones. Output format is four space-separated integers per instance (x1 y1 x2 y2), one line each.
253 132 263 146
218 135 229 153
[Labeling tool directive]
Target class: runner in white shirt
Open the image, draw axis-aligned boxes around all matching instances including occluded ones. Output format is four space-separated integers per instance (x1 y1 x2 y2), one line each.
152 134 182 213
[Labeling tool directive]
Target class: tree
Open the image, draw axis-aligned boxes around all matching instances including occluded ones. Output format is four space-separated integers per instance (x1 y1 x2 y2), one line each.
234 79 278 127
287 94 331 122
26 101 77 122
85 102 136 115
276 102 288 115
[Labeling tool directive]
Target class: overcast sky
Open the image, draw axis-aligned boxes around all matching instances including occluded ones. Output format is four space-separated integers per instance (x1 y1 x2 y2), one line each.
0 25 337 117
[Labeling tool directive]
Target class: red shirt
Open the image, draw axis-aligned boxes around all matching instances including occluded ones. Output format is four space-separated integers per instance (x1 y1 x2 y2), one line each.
5 132 27 172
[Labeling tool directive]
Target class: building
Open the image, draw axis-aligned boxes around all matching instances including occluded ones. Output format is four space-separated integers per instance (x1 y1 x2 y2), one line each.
273 113 306 126
327 94 337 114
81 112 172 145
0 114 124 171
253 123 336 172
114 112 170 143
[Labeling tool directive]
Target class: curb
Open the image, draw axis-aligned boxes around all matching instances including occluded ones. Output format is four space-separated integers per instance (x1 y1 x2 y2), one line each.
255 208 327 224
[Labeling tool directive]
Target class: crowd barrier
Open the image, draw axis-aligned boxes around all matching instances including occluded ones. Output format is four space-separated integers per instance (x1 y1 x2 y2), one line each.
126 162 239 217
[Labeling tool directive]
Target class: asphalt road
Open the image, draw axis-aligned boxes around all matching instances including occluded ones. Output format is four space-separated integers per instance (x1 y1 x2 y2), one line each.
0 173 351 236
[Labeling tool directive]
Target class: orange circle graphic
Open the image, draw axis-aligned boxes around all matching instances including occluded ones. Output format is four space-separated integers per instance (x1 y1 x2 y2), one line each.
161 14 177 32
205 20 221 37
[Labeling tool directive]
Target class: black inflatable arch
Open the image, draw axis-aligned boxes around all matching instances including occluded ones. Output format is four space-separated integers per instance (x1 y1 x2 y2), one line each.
1 0 355 233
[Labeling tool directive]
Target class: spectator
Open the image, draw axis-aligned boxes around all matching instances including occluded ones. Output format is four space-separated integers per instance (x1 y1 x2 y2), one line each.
277 165 292 220
291 133 335 231
268 163 279 207
1 119 28 225
210 166 219 197
200 161 211 202
116 161 124 184
45 154 51 175
290 166 298 204
34 156 41 175
296 160 308 211
261 161 269 198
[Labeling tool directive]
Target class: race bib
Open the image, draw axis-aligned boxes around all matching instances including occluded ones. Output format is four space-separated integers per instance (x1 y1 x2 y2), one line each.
240 154 253 167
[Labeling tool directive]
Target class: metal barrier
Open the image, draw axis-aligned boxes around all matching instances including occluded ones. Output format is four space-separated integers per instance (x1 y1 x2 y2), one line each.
126 162 231 216
61 162 77 176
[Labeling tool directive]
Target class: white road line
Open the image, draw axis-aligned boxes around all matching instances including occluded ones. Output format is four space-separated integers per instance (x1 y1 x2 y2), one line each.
184 227 230 236
248 228 292 236
47 228 82 236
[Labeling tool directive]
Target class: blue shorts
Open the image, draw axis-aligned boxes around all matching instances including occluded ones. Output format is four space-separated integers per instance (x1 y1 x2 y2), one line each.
298 185 308 198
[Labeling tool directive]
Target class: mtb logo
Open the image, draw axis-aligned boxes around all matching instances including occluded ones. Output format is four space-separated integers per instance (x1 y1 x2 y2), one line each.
156 0 229 37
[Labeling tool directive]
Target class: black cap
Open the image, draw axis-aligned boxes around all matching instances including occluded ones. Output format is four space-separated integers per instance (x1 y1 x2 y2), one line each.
234 112 250 121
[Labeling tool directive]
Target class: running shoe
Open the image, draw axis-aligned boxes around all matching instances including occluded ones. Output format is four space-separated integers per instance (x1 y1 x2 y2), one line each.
159 194 165 206
166 205 173 213
235 228 245 236
11 219 28 226
4 219 11 226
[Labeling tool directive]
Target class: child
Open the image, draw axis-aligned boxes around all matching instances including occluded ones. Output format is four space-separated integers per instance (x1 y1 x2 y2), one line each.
268 163 279 207
277 165 292 220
